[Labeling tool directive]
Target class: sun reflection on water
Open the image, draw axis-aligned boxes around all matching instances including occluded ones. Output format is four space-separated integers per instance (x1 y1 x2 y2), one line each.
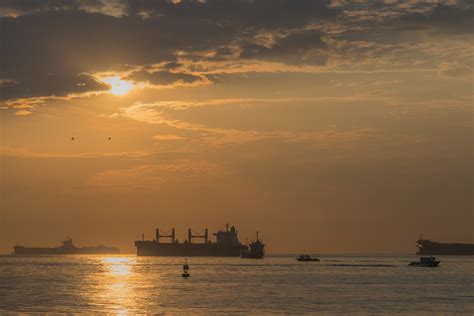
103 257 132 276
100 256 136 314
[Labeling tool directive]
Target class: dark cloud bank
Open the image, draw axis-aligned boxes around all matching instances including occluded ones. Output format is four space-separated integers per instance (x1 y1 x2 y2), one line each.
0 0 472 102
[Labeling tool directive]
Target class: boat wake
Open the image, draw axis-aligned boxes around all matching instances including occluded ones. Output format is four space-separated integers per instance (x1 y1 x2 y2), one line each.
326 264 396 267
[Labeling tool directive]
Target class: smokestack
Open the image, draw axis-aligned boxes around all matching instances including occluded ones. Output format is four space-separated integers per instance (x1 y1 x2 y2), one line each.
188 228 192 244
156 228 159 243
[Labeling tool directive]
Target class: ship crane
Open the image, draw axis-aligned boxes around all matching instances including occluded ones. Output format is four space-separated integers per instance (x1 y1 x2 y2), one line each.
155 228 176 243
188 228 208 244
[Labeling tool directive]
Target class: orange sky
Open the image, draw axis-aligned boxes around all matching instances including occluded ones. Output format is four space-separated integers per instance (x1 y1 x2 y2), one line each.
0 0 472 254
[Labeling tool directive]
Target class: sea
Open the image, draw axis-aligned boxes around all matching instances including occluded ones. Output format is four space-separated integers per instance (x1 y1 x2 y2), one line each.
0 255 472 314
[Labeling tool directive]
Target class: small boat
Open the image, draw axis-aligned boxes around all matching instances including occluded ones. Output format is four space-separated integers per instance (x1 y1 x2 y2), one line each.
297 255 319 262
409 256 440 267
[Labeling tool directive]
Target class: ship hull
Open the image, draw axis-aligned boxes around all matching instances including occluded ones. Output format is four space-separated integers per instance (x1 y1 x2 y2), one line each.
416 240 474 256
13 246 120 255
135 241 242 256
416 248 474 255
240 252 264 259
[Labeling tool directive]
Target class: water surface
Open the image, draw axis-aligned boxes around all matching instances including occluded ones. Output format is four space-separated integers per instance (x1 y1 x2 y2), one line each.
0 255 472 313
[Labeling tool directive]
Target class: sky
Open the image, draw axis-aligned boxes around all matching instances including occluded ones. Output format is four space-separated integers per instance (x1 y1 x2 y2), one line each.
0 0 472 254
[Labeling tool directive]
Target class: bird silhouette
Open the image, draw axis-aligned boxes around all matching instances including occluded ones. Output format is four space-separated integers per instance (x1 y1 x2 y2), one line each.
71 137 75 141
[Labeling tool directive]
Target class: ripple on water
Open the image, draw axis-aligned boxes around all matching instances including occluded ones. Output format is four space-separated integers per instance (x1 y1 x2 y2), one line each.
0 255 472 313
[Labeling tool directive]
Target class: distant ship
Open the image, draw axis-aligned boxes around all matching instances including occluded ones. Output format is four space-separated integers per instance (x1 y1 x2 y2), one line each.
13 238 120 255
240 232 265 259
416 236 474 255
135 224 253 257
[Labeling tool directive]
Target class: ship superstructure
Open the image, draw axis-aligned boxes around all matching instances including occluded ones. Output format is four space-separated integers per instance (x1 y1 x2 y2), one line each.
416 236 474 255
135 224 247 256
13 238 120 255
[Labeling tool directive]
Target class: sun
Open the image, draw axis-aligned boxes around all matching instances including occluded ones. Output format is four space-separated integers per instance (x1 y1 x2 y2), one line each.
101 76 134 96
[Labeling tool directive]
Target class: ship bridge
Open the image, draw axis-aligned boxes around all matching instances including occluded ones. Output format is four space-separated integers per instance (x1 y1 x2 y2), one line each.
213 224 240 247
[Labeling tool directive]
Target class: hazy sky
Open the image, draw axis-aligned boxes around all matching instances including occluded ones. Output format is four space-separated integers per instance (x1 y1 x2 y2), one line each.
0 0 472 254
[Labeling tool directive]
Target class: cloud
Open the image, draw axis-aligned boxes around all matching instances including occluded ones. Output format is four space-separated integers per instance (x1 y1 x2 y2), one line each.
0 11 177 105
240 29 328 65
152 134 187 141
123 0 340 29
0 0 105 16
88 161 230 189
397 3 474 34
0 73 109 101
0 146 150 159
13 109 32 116
126 70 205 86
0 0 472 108
0 0 339 105
438 61 472 79
113 97 426 151
114 98 423 147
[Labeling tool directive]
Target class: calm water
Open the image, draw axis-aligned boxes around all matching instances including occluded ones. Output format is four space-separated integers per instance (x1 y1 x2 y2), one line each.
0 255 472 314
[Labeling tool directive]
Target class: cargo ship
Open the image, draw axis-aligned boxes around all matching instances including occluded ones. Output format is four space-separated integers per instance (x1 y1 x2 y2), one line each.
416 236 474 255
13 238 120 255
135 224 252 256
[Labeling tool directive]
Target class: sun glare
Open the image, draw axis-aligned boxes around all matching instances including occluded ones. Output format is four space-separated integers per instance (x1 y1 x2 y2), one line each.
101 76 134 96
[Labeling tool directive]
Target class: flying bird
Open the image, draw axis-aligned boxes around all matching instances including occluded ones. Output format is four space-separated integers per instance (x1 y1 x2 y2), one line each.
71 137 75 141
108 137 112 140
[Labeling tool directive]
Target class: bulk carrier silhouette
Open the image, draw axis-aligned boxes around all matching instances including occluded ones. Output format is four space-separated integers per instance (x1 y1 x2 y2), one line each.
13 238 120 255
416 236 474 255
135 224 264 257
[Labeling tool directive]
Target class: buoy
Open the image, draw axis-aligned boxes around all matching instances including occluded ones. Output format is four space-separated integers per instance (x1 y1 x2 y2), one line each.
182 258 190 278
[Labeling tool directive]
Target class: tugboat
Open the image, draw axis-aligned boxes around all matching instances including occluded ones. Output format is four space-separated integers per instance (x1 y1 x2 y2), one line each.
296 255 319 262
409 256 440 267
241 232 265 259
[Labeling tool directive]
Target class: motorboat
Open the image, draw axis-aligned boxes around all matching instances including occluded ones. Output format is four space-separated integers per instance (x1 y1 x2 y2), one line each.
408 256 440 267
296 255 319 262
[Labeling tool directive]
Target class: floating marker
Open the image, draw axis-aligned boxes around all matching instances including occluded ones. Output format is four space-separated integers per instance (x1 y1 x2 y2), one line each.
182 258 190 277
